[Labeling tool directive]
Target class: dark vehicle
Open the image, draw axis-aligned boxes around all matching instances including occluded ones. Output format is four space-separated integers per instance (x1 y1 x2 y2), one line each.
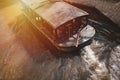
20 0 95 52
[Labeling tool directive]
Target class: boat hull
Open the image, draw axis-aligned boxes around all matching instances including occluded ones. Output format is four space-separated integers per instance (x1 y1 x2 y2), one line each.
55 25 96 52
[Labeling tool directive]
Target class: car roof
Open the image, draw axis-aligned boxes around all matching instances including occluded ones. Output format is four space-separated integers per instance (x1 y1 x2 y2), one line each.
21 0 89 29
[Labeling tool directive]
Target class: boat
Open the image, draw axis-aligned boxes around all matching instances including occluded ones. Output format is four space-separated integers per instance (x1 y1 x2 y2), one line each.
20 0 96 52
